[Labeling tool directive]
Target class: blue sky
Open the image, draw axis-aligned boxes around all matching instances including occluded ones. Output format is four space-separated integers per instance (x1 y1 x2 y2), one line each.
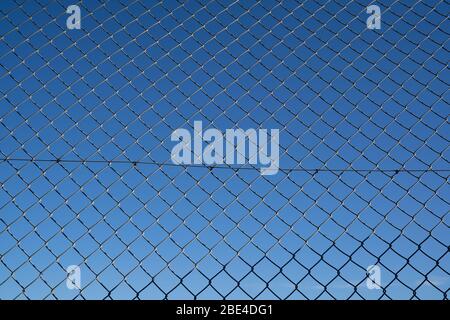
0 0 448 299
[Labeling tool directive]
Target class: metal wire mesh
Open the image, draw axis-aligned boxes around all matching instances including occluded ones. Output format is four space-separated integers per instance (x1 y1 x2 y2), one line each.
0 0 448 300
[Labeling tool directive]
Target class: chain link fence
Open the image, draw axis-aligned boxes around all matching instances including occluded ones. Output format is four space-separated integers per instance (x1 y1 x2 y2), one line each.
0 0 448 299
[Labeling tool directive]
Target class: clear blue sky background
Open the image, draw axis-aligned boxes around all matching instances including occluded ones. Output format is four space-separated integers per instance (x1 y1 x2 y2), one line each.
0 0 448 299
